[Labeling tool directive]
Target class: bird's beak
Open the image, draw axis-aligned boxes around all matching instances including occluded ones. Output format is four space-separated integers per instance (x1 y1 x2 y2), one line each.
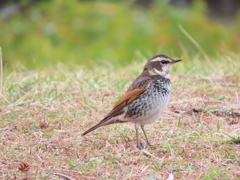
172 59 182 64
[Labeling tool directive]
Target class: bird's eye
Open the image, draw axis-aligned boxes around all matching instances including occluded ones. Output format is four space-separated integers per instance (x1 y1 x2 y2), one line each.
161 60 169 64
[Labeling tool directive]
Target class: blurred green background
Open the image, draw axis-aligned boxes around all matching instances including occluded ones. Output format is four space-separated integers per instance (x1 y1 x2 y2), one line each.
0 0 240 70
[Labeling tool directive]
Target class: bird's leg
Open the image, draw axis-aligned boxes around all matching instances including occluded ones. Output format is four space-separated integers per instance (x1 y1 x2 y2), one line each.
141 125 152 146
135 122 143 150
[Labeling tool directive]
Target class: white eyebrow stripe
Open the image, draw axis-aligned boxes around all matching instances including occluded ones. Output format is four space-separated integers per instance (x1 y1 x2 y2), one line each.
151 57 168 62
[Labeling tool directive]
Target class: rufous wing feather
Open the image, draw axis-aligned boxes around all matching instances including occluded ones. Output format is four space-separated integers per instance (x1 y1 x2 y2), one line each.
113 88 146 109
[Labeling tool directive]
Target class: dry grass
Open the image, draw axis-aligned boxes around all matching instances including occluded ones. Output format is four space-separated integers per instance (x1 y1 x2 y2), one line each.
0 59 240 180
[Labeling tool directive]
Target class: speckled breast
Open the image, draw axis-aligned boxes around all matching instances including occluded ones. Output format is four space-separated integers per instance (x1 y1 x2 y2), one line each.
126 78 171 120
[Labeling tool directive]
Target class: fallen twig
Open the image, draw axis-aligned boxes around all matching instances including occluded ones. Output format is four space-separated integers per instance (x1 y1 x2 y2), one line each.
54 173 76 180
0 127 8 131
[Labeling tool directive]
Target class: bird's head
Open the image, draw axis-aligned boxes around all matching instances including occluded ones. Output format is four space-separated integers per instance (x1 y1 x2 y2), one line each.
143 54 182 78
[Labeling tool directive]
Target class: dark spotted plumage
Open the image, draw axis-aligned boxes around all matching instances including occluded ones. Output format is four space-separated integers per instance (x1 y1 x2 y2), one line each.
126 76 171 119
82 54 182 149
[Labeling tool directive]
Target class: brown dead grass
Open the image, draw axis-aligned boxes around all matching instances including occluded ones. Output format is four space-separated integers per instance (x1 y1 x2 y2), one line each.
0 64 239 180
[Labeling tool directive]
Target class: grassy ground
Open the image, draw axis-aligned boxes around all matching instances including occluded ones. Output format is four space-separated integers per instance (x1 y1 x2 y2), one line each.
0 56 239 179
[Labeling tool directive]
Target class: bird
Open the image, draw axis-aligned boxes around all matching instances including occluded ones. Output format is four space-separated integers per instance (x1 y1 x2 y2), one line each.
82 54 182 149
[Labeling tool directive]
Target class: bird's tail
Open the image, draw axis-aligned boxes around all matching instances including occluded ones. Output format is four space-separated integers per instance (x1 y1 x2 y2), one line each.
82 123 103 136
82 117 115 136
82 118 126 136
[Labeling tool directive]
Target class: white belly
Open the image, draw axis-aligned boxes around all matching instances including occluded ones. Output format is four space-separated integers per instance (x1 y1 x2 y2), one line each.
137 95 170 125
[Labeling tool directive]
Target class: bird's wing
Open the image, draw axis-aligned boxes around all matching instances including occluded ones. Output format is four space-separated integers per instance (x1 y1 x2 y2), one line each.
101 77 153 119
82 77 153 136
102 77 153 121
126 76 152 92
113 88 145 109
102 88 146 121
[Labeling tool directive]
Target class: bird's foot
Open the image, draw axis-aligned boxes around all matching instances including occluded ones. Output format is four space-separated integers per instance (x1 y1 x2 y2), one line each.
136 141 144 150
146 140 152 147
137 141 153 150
